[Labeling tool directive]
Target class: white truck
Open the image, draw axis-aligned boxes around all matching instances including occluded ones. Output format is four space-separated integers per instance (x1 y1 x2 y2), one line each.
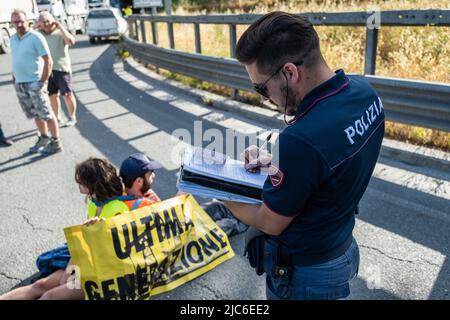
36 0 89 35
0 0 39 53
88 0 108 8
88 0 122 9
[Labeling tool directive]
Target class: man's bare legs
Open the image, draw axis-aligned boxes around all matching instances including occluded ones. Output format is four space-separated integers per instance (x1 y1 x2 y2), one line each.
63 93 77 120
49 94 61 121
35 116 60 139
50 93 76 125
34 117 48 136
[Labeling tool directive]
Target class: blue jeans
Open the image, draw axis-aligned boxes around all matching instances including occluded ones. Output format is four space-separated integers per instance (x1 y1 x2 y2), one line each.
266 238 360 300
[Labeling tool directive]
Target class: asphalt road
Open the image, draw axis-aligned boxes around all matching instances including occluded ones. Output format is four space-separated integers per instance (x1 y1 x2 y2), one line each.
0 36 449 300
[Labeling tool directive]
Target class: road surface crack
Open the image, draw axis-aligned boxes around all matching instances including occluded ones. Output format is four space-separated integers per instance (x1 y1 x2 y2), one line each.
0 272 21 282
360 244 441 268
22 215 53 233
200 282 222 300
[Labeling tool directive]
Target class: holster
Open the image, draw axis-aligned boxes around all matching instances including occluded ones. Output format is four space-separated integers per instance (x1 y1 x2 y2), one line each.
244 227 292 282
243 226 266 275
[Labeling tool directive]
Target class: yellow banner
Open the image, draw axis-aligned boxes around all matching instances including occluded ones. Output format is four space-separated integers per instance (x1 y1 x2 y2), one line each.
64 195 235 300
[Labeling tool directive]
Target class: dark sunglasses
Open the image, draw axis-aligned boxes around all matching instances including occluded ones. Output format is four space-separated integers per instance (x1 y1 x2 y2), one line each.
253 60 303 98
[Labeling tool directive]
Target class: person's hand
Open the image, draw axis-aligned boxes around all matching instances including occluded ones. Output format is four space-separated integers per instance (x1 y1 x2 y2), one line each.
53 21 62 29
83 217 105 226
38 80 48 91
240 145 272 173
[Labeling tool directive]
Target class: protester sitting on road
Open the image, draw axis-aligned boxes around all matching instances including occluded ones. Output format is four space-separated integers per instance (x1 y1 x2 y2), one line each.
0 153 166 299
120 153 162 207
37 11 77 127
0 157 128 300
84 153 163 227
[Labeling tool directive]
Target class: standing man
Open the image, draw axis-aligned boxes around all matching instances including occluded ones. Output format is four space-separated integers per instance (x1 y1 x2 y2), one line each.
10 9 62 154
37 11 77 127
224 12 385 300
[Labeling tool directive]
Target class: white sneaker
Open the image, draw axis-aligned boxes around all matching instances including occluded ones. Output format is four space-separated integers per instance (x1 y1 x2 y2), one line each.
58 118 66 127
64 118 77 127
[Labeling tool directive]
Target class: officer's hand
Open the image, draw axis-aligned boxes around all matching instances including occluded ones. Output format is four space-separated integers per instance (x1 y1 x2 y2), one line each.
240 145 272 173
83 217 105 226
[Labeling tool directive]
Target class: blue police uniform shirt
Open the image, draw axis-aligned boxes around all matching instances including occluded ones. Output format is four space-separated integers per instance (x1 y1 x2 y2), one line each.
262 69 385 266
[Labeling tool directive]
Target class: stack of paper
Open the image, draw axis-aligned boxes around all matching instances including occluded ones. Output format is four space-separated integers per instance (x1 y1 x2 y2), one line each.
177 147 268 204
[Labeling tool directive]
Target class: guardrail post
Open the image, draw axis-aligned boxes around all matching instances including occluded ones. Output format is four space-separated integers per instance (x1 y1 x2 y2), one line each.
127 20 134 39
134 20 139 41
229 24 238 98
364 28 378 75
151 7 159 45
140 20 147 43
194 23 201 53
164 0 174 49
167 22 175 49
229 24 237 58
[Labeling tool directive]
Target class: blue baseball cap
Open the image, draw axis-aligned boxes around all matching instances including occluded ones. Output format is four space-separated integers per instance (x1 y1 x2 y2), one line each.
120 153 162 182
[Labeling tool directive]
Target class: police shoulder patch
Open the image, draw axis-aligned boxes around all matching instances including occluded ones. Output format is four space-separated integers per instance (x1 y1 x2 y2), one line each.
268 166 285 188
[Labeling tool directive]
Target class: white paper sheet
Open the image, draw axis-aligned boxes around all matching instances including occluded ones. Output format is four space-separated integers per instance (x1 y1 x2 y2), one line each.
182 147 267 189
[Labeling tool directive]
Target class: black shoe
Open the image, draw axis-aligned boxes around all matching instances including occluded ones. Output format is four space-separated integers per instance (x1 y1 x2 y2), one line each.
0 138 13 146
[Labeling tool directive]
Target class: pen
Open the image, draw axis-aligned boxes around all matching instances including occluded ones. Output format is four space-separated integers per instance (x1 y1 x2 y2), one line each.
257 130 272 157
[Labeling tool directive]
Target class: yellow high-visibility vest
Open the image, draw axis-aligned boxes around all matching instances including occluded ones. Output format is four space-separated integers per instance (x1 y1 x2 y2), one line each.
87 199 130 219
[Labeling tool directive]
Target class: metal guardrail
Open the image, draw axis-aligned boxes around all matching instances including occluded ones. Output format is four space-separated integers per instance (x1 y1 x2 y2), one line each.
130 10 450 26
127 9 450 74
124 10 450 132
123 37 450 132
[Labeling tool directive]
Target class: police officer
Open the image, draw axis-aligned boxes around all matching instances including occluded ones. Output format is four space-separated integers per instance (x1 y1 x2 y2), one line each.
223 12 385 300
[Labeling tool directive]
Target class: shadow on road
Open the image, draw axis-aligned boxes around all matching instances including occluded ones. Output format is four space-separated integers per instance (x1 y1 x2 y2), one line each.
6 128 38 142
359 177 450 299
0 80 13 86
0 152 48 174
73 39 119 50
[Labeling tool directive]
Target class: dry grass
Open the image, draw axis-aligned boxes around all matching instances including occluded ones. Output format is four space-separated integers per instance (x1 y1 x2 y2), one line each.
384 121 450 150
136 0 450 150
149 0 450 82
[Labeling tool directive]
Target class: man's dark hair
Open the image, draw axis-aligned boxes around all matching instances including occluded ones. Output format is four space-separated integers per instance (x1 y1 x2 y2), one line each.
75 158 123 202
121 174 143 189
235 11 323 75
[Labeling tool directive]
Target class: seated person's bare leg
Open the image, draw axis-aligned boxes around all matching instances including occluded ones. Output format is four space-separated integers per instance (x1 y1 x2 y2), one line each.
0 269 65 300
38 284 84 300
39 260 84 300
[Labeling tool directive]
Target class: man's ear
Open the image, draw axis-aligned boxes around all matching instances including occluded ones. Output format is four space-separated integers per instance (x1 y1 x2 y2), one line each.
284 63 300 82
133 177 143 187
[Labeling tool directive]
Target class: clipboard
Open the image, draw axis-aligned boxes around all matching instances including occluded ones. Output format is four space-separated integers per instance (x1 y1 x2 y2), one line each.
180 166 262 200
